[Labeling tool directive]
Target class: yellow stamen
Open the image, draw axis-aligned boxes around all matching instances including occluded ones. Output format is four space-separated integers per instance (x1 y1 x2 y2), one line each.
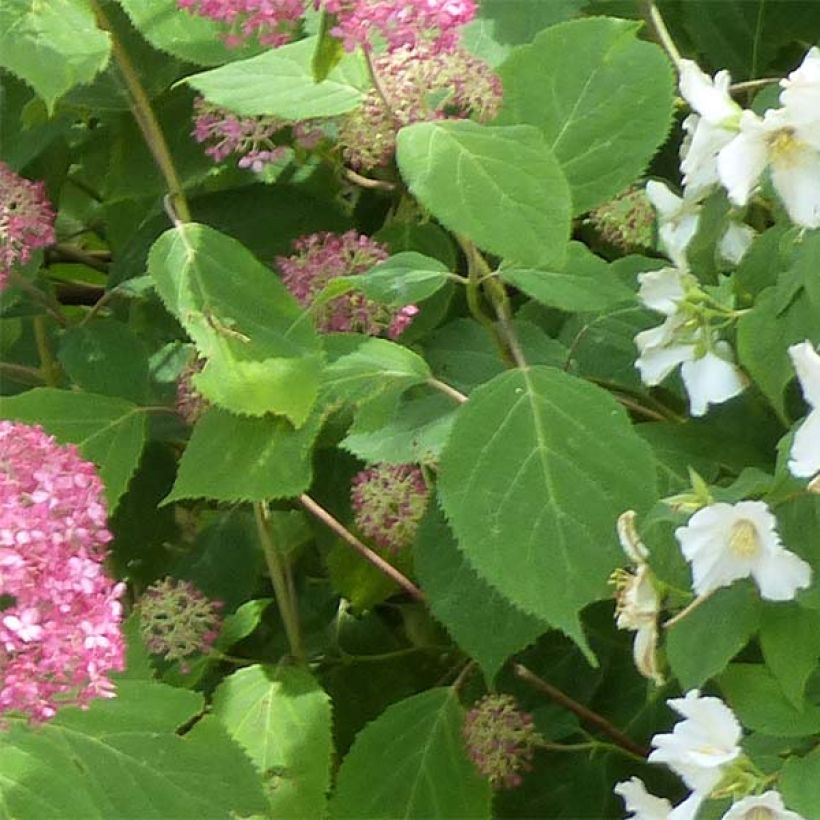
729 519 761 558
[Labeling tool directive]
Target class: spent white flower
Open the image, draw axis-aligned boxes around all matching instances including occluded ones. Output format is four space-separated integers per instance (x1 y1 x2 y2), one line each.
645 181 701 269
721 790 806 820
675 500 812 601
717 107 820 229
779 47 820 151
649 690 741 795
615 777 703 820
787 340 820 478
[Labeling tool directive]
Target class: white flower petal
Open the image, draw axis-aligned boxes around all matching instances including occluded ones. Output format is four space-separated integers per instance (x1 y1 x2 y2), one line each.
615 777 672 820
717 111 770 206
646 180 683 218
617 510 649 563
790 409 820 479
681 115 736 198
678 61 740 126
780 47 820 151
718 222 756 265
721 790 806 820
680 344 747 417
638 267 688 315
670 792 705 820
788 340 820 407
770 142 820 228
751 546 812 601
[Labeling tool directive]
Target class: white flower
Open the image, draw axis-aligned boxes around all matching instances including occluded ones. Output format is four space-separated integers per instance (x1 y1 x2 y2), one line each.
645 182 701 269
615 777 703 820
680 342 747 417
649 690 742 795
638 266 688 315
675 500 812 601
779 47 820 151
677 61 742 199
717 107 820 229
787 340 820 478
721 790 806 820
718 222 756 266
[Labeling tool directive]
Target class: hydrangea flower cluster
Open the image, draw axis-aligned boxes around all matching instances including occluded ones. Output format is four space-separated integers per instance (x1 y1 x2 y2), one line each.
0 161 56 293
340 44 502 170
276 231 418 337
138 577 222 668
462 694 540 790
350 463 428 552
0 421 125 721
616 691 805 819
177 0 305 46
587 186 656 254
176 354 209 426
324 0 476 53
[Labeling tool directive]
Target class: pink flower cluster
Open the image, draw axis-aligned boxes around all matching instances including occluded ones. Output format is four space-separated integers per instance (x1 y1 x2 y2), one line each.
0 162 56 293
0 421 125 722
178 0 305 46
340 44 503 169
463 694 539 790
350 463 428 552
276 231 419 337
324 0 476 52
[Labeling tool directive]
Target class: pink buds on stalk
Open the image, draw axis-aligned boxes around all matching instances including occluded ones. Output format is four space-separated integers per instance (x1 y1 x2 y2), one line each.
0 421 125 721
0 162 56 293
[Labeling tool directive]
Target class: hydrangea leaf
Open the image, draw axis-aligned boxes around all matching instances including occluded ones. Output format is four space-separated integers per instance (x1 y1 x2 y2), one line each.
213 665 333 819
0 0 111 113
498 17 675 214
0 685 268 818
115 0 264 66
0 387 146 511
781 754 820 820
165 408 320 503
415 507 548 682
185 36 367 118
329 688 491 819
347 252 452 306
396 120 571 269
148 223 321 425
437 366 657 660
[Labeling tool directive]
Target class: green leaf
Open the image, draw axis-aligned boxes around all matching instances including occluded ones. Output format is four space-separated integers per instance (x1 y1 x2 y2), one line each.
0 388 146 510
322 337 431 404
500 242 632 311
437 366 657 658
719 663 820 737
215 598 273 651
396 120 571 268
498 17 675 214
666 582 760 690
0 682 268 818
781 753 820 820
415 507 547 682
329 688 491 819
166 407 320 503
148 223 321 425
350 252 452 305
0 0 110 112
58 319 150 404
312 10 345 81
213 665 333 818
760 605 820 709
185 36 367 118
116 0 264 66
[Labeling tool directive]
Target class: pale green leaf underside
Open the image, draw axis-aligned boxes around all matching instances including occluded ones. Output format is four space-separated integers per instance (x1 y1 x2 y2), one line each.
329 688 491 819
0 388 146 510
437 366 657 658
185 36 368 118
396 120 571 269
213 665 333 818
0 0 110 111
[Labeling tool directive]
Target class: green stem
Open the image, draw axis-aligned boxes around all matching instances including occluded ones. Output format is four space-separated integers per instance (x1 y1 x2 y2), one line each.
91 0 191 223
427 377 468 405
641 1 682 66
254 502 304 662
33 316 60 387
0 362 46 387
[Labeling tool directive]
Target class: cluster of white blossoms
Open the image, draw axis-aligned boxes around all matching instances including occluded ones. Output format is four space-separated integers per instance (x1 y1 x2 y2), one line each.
616 691 804 819
787 340 820 480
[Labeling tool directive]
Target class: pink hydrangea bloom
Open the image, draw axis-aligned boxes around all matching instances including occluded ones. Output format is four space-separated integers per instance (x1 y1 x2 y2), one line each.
0 421 125 722
178 0 305 47
350 463 428 551
0 162 56 293
340 45 503 169
276 231 419 337
324 0 476 52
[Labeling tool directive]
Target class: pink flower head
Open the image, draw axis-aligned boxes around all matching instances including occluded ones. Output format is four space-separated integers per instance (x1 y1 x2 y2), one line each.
463 694 540 790
0 162 56 293
350 463 428 551
192 97 292 171
276 231 418 337
178 0 305 47
324 0 476 52
176 354 209 426
340 44 502 170
0 421 125 722
138 577 223 668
